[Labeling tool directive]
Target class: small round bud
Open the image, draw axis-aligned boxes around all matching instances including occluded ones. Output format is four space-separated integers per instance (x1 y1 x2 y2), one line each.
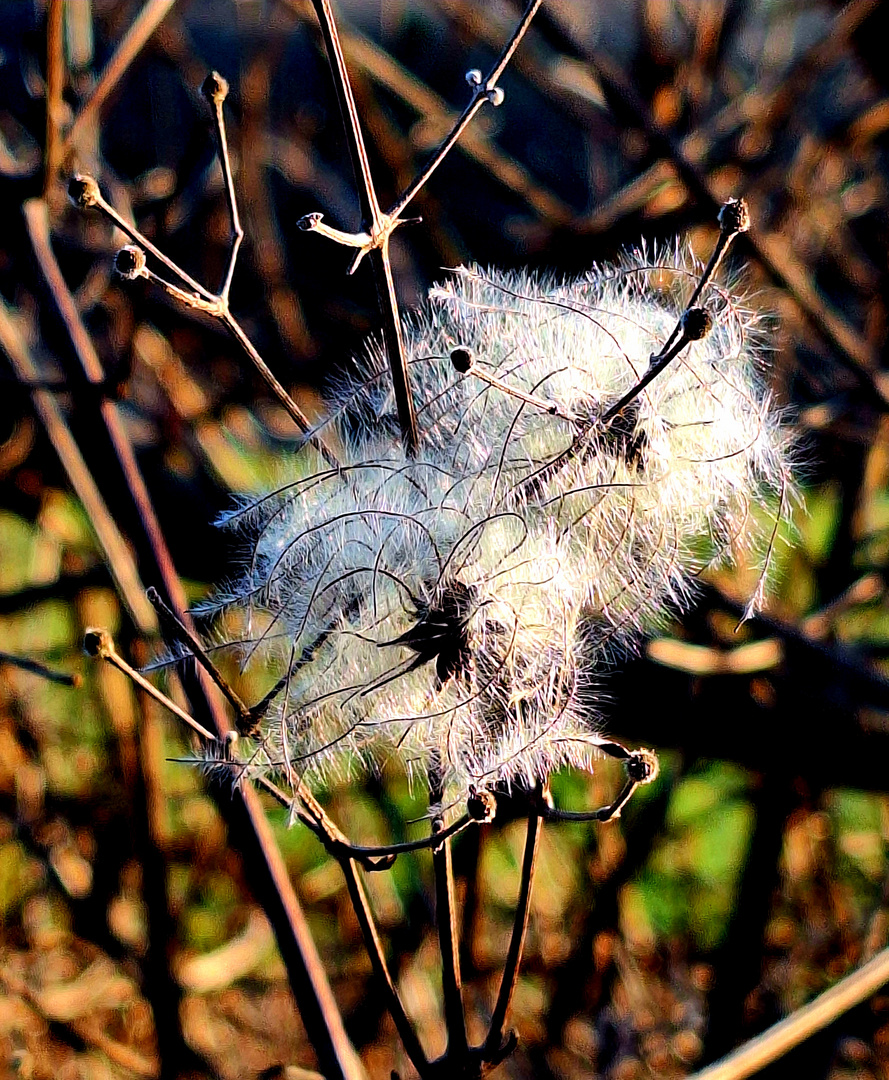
681 307 713 341
486 86 505 107
718 197 750 235
68 175 100 209
467 787 497 822
626 748 659 785
114 245 146 280
201 71 229 105
298 211 323 232
83 628 109 657
450 346 474 373
465 68 483 87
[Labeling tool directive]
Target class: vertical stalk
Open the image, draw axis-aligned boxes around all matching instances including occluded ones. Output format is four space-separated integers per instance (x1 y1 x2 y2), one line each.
485 800 542 1054
340 859 430 1075
45 0 65 194
430 768 468 1060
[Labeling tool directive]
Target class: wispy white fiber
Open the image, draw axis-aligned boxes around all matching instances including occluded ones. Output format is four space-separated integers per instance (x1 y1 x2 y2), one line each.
206 246 794 802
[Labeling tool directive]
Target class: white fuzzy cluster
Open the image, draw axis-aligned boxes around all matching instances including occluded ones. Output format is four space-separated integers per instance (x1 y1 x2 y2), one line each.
209 249 792 802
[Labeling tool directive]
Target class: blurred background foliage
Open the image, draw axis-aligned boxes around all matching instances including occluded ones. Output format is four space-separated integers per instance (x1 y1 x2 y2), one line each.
3 0 889 1077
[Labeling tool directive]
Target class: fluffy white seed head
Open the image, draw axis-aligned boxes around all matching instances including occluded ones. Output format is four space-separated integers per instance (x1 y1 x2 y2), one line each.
207 246 794 804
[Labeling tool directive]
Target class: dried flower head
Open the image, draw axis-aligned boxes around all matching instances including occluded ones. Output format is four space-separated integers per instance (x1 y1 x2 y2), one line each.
207 243 793 803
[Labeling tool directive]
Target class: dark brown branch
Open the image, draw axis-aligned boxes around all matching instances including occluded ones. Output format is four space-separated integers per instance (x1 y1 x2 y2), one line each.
63 0 179 163
430 770 468 1058
340 858 430 1075
44 0 65 194
0 650 81 687
484 793 542 1058
145 586 254 732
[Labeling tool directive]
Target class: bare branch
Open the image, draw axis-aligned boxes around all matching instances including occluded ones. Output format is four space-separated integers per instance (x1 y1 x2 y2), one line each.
688 945 889 1080
202 72 245 303
68 174 340 466
388 0 544 224
485 792 543 1057
430 767 468 1057
63 0 179 162
0 651 81 688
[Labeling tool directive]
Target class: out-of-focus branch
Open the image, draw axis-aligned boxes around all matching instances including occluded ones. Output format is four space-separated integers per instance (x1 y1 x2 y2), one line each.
688 945 889 1080
0 295 156 630
63 0 179 165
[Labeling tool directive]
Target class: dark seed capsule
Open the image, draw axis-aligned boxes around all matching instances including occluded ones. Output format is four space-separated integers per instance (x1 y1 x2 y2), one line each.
114 245 146 280
467 788 497 822
681 306 713 341
718 197 750 235
201 71 229 105
450 346 474 373
68 175 100 209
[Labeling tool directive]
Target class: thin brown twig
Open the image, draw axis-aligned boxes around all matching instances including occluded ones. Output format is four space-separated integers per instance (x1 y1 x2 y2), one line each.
68 175 339 466
44 0 65 194
83 624 367 1079
539 748 659 823
307 0 419 455
0 296 156 630
484 794 542 1058
328 22 573 226
0 651 81 688
430 768 469 1059
303 0 543 457
34 179 363 1080
145 585 254 730
202 72 244 303
687 945 889 1080
84 629 216 741
23 196 362 1071
388 0 544 223
63 0 179 164
24 195 185 630
340 858 431 1075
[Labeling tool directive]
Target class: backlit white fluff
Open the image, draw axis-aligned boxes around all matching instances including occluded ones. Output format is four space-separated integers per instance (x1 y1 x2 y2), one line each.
209 247 792 801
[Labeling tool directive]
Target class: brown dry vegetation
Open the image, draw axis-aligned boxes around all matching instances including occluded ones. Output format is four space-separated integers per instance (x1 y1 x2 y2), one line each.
4 1 889 1078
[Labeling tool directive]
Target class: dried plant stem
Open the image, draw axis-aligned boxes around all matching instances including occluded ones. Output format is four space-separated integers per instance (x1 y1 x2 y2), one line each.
145 586 253 728
63 0 179 163
85 630 216 741
688 945 889 1080
540 746 659 823
28 184 361 1072
485 797 542 1057
0 297 156 630
341 859 431 1075
388 0 544 223
307 0 419 454
303 0 543 455
203 71 244 302
85 627 367 1080
69 176 338 466
430 769 469 1058
44 0 65 193
0 651 80 687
